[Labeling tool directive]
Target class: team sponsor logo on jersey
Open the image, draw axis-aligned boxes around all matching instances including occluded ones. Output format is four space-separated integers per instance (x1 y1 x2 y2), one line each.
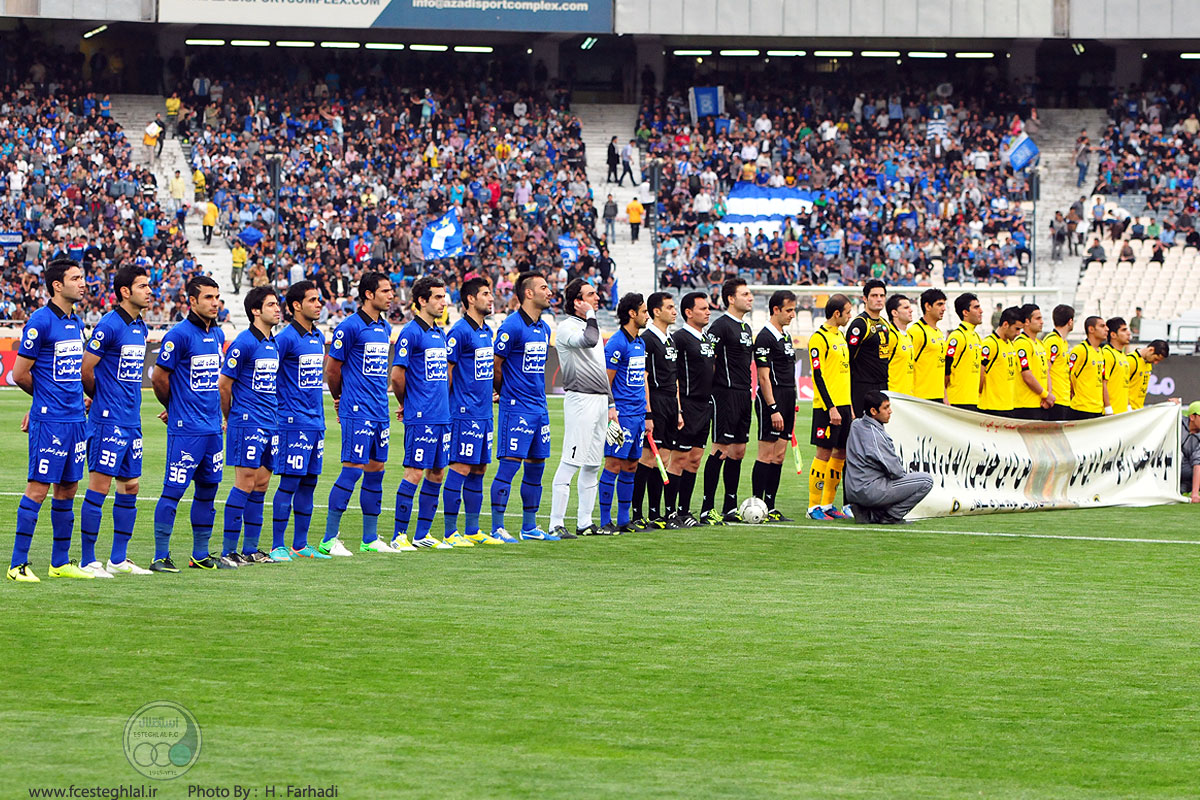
190 354 220 391
297 353 322 388
252 358 279 393
118 344 146 382
627 355 646 387
425 347 448 381
362 341 388 376
522 340 547 373
473 346 494 380
665 341 678 360
53 338 84 382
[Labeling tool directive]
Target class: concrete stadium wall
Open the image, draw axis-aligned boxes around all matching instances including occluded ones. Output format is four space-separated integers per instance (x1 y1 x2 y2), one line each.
1070 0 1200 38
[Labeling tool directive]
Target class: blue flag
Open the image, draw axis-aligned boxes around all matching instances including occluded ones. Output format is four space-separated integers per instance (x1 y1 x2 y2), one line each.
1006 133 1040 172
557 235 579 264
421 207 465 260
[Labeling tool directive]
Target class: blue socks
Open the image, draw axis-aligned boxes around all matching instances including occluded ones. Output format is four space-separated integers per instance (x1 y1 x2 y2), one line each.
223 487 249 556
393 479 419 538
272 474 301 551
521 460 544 533
80 489 106 565
50 498 74 568
243 490 265 554
293 475 318 550
490 458 521 533
599 468 618 526
191 482 218 560
111 492 137 564
414 479 441 539
360 470 384 543
443 470 466 535
11 495 41 567
324 466 362 542
463 472 484 536
153 487 183 560
616 471 635 526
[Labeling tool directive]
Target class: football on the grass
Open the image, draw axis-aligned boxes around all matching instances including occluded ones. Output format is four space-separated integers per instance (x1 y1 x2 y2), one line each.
739 497 769 524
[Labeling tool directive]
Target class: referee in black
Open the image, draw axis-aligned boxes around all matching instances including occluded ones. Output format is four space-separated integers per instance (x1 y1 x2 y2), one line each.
847 279 893 417
752 290 798 521
701 277 755 524
634 291 682 529
668 292 715 528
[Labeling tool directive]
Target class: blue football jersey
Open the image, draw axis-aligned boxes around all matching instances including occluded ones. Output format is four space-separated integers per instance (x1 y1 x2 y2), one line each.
393 317 450 425
605 329 648 417
155 313 225 435
446 315 494 420
328 310 392 422
275 321 326 431
494 309 550 412
85 307 148 428
221 327 279 428
19 302 86 422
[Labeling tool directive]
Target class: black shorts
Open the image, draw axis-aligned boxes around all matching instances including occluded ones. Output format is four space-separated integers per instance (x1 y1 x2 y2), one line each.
811 404 852 449
952 403 979 413
982 408 1015 418
711 388 752 445
676 396 713 450
1048 404 1071 421
850 381 887 419
1011 407 1048 421
648 392 679 450
755 391 796 442
1066 407 1102 420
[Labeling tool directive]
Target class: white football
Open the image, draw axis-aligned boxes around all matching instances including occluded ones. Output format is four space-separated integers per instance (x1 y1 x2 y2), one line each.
739 497 769 524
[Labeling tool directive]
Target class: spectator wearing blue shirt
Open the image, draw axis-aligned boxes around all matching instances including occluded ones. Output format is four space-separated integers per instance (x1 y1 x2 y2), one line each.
321 272 396 556
389 276 460 550
150 276 228 572
9 259 89 582
271 281 330 561
79 266 153 578
218 287 282 564
598 294 650 533
490 271 555 542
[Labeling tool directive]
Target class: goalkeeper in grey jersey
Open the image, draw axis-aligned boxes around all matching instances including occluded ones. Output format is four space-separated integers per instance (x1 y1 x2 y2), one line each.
550 279 619 537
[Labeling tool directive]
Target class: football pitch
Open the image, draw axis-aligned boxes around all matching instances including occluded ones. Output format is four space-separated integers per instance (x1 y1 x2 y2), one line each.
2 389 1199 799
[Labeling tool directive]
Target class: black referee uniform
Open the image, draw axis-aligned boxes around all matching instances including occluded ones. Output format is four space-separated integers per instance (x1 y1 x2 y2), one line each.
753 324 797 443
672 325 715 452
846 311 892 418
708 311 754 444
642 325 680 449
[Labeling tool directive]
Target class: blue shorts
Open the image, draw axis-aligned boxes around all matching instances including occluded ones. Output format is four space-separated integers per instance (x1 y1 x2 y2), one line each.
449 418 493 465
86 422 143 479
227 425 278 471
497 407 551 460
28 419 87 484
403 422 451 470
165 432 224 488
604 414 646 461
277 428 325 476
340 418 390 465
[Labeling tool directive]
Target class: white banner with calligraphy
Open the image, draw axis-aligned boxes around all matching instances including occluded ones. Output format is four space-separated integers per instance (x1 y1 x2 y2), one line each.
884 395 1183 518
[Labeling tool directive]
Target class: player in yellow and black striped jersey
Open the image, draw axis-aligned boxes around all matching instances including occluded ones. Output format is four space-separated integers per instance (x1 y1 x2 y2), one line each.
846 279 894 416
979 307 1020 416
945 292 984 410
1102 316 1135 414
806 294 853 521
885 294 915 396
1128 339 1169 409
1041 304 1075 420
1067 316 1110 420
1012 304 1054 420
909 288 948 402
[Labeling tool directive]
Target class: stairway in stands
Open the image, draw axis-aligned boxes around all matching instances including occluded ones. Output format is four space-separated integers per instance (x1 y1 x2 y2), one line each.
109 94 245 330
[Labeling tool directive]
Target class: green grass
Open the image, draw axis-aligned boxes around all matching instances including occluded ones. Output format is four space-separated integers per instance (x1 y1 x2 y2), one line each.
2 390 1199 798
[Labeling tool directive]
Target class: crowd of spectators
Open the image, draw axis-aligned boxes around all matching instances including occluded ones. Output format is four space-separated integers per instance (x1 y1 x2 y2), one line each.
637 77 1038 292
175 50 617 327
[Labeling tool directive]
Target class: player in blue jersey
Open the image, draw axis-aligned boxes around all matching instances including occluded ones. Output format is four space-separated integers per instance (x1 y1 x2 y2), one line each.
321 272 398 555
390 276 461 550
219 287 283 565
599 293 651 534
79 266 153 578
271 281 331 561
150 276 231 572
443 276 506 545
9 259 91 582
491 271 557 542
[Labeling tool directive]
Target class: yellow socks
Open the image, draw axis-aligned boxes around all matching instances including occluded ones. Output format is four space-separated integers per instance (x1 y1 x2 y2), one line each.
808 458 828 509
823 457 845 507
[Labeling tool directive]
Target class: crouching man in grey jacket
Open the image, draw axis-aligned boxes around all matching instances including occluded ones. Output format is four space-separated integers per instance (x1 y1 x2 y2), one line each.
844 391 933 524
